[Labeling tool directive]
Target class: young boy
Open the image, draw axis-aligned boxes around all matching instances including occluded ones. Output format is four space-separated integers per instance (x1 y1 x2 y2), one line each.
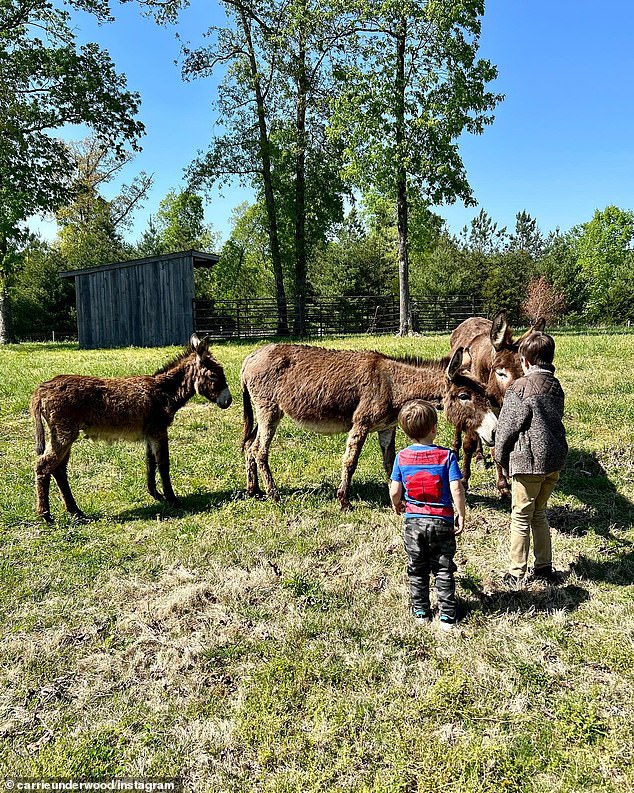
389 400 466 631
494 331 568 585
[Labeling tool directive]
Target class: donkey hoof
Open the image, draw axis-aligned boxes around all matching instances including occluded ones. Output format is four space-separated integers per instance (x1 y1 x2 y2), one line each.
247 488 265 499
167 497 181 508
39 511 54 524
70 509 88 522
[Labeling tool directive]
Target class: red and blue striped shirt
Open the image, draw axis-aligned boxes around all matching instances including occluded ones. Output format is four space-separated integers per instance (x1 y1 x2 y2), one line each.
391 444 463 521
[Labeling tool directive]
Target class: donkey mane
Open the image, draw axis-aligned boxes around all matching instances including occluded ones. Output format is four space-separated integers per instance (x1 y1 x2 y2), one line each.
386 352 452 369
153 343 197 376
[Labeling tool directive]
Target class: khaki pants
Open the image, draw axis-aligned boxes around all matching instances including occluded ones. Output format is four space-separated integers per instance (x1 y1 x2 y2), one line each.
510 471 560 577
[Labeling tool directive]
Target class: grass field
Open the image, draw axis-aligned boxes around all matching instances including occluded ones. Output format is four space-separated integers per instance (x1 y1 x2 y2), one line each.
0 332 633 792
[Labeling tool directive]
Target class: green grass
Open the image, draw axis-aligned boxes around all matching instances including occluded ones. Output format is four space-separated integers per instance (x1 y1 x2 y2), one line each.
1 333 633 791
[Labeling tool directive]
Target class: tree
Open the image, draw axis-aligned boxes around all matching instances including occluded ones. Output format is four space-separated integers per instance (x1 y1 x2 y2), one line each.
575 206 634 322
177 0 350 334
9 238 76 339
56 137 152 269
0 0 144 341
508 210 544 259
201 201 274 300
330 0 502 334
152 189 218 254
310 207 393 297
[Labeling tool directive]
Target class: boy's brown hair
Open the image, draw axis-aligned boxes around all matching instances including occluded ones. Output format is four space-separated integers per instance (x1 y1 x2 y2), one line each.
398 400 438 441
519 331 556 366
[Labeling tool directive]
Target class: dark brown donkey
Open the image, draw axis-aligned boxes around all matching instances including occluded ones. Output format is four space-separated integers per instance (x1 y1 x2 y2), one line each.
241 343 498 510
30 334 232 522
449 311 545 496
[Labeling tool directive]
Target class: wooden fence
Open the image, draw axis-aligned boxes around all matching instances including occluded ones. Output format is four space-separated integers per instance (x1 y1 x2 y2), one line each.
193 294 485 340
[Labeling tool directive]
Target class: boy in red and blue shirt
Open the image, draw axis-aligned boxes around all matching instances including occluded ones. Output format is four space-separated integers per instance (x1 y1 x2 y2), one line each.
389 400 466 631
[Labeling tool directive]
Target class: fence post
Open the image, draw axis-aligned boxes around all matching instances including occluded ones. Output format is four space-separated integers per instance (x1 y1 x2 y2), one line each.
236 304 241 339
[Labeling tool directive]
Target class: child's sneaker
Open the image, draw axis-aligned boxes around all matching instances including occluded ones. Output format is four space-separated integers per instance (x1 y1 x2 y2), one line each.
439 615 457 632
412 608 432 625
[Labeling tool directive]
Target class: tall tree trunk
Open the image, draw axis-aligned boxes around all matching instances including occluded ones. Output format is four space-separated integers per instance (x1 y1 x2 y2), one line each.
0 239 11 344
395 20 411 336
239 9 289 335
293 19 308 337
0 283 10 344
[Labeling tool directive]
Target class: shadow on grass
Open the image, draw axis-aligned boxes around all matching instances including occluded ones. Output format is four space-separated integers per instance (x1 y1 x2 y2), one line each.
115 488 240 521
460 579 591 618
555 448 634 534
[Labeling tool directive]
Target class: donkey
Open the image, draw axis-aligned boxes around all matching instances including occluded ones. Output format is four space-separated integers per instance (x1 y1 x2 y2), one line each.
241 343 498 510
449 311 545 496
30 334 232 522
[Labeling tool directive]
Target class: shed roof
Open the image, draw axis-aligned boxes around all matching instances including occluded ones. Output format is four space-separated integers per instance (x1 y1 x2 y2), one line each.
59 249 219 279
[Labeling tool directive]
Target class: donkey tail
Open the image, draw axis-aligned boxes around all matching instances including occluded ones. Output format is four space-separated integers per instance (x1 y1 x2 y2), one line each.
241 381 257 452
30 391 46 455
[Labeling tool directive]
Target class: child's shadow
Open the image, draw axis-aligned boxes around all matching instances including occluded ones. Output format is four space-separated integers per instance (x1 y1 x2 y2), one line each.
547 449 633 585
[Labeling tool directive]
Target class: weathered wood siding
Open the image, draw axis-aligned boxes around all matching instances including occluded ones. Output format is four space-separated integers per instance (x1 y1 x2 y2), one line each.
74 255 195 348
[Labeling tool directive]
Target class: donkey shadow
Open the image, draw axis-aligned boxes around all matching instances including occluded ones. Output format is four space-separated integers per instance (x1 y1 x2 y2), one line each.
115 488 240 522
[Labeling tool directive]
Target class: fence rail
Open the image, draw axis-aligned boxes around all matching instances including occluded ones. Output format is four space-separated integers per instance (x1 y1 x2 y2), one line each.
193 295 485 340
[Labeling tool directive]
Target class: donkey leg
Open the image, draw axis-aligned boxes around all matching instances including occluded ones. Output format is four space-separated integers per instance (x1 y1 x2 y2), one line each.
452 426 463 459
145 440 163 501
253 413 282 502
378 428 396 477
495 459 511 499
461 431 479 493
150 435 179 506
51 448 85 518
243 434 263 498
34 428 76 522
338 422 369 511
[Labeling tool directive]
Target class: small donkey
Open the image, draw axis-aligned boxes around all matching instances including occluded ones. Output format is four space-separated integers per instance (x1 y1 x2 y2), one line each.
30 334 232 522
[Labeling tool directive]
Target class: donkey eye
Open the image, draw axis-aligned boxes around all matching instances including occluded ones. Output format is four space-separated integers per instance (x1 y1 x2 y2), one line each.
458 392 471 401
496 370 508 379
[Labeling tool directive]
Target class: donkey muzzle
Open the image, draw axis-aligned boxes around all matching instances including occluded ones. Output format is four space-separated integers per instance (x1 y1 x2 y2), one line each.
217 388 232 409
477 410 498 447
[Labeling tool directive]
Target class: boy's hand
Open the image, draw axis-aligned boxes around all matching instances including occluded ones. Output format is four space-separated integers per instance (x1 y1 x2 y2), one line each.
454 515 465 535
393 501 406 515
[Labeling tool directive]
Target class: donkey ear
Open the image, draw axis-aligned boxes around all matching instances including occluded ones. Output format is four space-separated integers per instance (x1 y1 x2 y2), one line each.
531 317 546 332
190 333 209 355
446 347 464 382
490 310 509 351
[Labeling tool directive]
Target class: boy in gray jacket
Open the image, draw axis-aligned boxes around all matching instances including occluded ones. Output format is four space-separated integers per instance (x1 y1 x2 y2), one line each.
494 331 568 584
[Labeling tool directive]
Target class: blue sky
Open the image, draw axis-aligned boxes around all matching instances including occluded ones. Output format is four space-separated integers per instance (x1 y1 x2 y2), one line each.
36 0 634 246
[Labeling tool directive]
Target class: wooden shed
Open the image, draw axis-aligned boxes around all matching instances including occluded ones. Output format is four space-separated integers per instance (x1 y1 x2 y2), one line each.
60 250 218 349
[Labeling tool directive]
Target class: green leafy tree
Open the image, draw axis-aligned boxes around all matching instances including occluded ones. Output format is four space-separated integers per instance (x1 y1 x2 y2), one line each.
575 206 634 322
0 0 144 341
173 0 351 333
330 0 502 334
200 201 274 300
56 137 152 269
508 210 544 259
310 207 393 297
9 238 76 339
152 189 218 254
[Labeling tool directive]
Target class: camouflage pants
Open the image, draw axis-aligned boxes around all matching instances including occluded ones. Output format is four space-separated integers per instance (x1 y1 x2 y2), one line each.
403 517 457 620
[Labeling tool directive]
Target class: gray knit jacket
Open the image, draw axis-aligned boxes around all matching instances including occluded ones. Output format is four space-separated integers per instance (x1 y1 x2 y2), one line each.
494 364 568 476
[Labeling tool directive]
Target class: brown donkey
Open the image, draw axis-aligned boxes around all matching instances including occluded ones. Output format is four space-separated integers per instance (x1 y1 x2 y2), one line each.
449 311 545 495
241 343 497 510
30 334 232 522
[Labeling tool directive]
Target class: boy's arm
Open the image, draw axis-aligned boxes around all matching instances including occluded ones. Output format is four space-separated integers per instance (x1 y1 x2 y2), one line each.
449 479 465 535
389 479 405 514
494 390 530 473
